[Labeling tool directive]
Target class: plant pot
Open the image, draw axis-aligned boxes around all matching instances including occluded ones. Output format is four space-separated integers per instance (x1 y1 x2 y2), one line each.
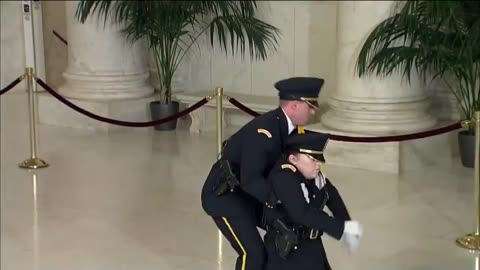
149 101 180 131
458 130 475 168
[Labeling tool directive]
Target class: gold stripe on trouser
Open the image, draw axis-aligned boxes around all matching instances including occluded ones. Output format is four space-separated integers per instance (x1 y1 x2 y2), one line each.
222 217 247 270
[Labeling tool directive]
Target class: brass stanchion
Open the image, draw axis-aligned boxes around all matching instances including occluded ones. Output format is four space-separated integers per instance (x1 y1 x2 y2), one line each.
19 68 48 169
215 87 224 160
457 111 480 250
214 87 225 252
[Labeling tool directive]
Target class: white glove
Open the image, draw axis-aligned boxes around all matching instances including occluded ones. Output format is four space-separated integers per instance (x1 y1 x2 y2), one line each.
341 220 364 255
344 220 363 236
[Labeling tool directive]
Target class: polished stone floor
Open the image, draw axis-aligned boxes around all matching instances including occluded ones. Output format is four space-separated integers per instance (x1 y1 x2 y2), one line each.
1 93 478 270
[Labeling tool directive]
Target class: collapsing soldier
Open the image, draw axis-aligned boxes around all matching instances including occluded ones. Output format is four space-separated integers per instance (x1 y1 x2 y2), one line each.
200 77 323 270
263 132 364 270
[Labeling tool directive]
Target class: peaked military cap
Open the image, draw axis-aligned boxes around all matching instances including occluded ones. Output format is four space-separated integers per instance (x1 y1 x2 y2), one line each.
285 132 329 162
274 77 324 109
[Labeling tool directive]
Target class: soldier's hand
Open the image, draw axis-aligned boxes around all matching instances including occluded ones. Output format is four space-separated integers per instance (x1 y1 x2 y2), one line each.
343 220 363 236
341 220 364 255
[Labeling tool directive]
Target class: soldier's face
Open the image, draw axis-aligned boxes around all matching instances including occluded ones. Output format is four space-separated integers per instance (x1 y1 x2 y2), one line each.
289 153 321 179
291 101 316 126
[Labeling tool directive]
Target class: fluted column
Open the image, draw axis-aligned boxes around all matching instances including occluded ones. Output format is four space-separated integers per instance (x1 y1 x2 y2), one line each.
321 1 436 135
59 1 153 100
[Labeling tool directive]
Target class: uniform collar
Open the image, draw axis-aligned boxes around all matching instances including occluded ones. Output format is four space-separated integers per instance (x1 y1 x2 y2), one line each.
281 108 295 135
274 107 289 141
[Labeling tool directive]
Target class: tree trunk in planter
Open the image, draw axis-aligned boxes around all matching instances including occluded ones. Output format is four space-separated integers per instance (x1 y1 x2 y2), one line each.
459 130 475 168
149 101 180 131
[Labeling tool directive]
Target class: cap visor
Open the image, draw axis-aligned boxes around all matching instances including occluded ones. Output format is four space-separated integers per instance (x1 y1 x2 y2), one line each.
306 100 319 109
312 154 325 162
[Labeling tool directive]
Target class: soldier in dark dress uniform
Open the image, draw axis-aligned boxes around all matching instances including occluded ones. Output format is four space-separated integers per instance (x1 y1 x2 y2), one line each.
201 77 324 270
263 132 364 270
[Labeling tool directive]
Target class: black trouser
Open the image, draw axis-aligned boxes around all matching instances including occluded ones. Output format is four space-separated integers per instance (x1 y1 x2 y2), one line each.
202 160 267 270
212 214 266 270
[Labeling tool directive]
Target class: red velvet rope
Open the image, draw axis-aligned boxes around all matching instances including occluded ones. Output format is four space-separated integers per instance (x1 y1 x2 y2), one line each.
0 75 24 96
53 30 68 46
36 78 210 128
226 96 463 142
328 122 462 142
227 97 261 117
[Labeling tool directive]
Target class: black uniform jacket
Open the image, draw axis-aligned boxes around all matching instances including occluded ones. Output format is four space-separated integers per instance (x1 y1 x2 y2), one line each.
201 107 292 218
266 158 351 240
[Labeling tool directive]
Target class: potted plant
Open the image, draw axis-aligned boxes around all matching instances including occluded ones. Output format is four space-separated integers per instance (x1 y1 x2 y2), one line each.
355 0 479 168
75 1 281 130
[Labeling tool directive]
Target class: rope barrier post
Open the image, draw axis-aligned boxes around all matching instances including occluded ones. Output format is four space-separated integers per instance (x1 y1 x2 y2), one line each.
215 87 224 160
19 67 48 169
214 87 225 250
456 111 480 250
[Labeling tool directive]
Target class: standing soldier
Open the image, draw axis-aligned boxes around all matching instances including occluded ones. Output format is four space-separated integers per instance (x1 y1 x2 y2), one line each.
201 77 324 270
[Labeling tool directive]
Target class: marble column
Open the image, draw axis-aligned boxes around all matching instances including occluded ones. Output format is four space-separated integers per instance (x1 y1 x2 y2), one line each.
307 1 454 174
58 1 153 100
427 77 462 121
38 1 155 132
320 1 437 135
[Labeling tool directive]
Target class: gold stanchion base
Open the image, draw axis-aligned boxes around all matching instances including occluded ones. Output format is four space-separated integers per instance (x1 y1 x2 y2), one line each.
456 233 480 250
18 157 49 169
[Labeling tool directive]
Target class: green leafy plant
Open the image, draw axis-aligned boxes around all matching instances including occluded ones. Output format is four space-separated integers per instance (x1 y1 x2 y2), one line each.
75 1 281 104
355 0 479 134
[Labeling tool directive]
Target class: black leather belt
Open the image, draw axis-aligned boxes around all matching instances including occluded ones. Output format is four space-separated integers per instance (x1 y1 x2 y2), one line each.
295 227 322 240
